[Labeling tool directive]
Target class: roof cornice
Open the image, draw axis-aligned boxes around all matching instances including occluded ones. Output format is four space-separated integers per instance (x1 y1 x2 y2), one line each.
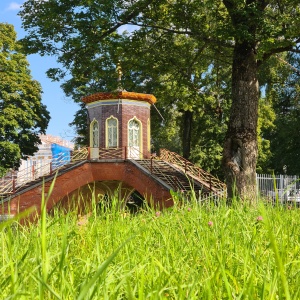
82 91 156 105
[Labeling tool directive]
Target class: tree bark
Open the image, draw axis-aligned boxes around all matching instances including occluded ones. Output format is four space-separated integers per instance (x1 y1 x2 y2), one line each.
182 110 193 159
223 41 259 203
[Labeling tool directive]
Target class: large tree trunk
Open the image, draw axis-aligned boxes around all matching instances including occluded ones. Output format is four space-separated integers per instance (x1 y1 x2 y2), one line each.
223 41 259 202
182 110 193 159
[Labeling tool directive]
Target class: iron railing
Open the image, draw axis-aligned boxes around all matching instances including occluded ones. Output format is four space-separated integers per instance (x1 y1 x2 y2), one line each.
1 146 228 198
158 148 226 195
97 146 150 160
0 146 147 196
99 147 124 159
0 148 89 196
135 158 186 191
71 147 89 161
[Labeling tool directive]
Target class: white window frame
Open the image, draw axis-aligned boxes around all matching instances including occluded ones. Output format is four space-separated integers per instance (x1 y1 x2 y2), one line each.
90 118 99 148
128 117 143 159
106 115 119 148
147 118 151 152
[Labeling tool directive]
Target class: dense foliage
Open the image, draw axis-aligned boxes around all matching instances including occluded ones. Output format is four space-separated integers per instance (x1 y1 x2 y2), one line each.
267 54 300 174
0 23 50 176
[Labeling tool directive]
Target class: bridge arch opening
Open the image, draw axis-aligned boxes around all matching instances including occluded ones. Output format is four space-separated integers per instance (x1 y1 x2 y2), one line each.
53 180 146 214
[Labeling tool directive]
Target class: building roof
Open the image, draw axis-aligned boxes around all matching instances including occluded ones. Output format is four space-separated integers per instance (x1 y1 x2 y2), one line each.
82 91 157 105
40 135 74 149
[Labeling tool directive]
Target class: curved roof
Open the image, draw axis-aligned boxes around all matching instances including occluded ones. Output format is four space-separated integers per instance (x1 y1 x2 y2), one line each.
82 91 156 105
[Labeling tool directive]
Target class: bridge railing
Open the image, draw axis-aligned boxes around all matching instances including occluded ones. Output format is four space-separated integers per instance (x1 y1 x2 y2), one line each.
16 158 52 185
139 157 186 192
72 147 89 161
158 148 226 195
1 146 226 197
99 147 124 159
89 147 151 160
0 148 89 196
0 177 14 195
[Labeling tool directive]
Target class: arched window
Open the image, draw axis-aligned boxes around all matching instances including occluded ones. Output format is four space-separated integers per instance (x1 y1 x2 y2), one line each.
128 117 142 159
128 119 140 147
106 116 118 148
90 119 99 148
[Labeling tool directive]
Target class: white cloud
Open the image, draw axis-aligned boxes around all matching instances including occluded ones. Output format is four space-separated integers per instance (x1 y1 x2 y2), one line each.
7 2 22 11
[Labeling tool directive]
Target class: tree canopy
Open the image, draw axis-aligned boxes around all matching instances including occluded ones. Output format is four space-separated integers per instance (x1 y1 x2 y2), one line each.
265 53 300 174
0 23 50 176
19 0 300 201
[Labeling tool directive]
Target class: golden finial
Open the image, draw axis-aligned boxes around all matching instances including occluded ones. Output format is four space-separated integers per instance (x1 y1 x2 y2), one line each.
116 60 123 90
117 61 122 80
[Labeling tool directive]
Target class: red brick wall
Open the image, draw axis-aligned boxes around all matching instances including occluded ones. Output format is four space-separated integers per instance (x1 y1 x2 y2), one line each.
88 104 122 148
87 100 151 158
3 161 173 219
121 103 150 158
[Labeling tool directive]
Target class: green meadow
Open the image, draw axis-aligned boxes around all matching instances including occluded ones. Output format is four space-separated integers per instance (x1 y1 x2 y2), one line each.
1 192 300 299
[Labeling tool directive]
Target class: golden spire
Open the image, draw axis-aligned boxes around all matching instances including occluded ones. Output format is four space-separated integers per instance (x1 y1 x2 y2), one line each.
116 60 123 91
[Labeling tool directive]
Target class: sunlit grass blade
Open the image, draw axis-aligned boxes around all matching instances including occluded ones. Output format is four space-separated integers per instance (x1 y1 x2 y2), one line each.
259 203 291 300
77 236 135 300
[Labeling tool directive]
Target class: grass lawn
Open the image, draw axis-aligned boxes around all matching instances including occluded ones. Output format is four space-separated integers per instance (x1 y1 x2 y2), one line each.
1 193 300 299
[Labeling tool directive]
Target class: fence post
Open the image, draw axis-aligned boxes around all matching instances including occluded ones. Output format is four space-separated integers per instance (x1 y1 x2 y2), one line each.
280 174 284 202
124 146 127 160
12 170 16 194
150 156 153 174
32 165 35 180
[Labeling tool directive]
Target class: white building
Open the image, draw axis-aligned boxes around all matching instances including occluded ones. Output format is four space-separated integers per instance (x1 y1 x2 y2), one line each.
17 135 74 184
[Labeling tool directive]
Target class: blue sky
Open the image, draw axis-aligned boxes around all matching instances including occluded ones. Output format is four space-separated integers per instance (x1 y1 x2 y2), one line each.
0 1 79 141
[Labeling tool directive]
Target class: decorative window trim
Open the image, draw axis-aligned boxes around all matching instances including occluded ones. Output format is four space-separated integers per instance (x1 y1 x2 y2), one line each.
90 118 99 148
147 118 151 152
105 115 119 148
128 116 143 157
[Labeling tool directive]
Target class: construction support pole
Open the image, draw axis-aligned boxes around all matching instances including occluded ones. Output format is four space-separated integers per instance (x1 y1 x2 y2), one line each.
12 171 16 194
150 156 153 174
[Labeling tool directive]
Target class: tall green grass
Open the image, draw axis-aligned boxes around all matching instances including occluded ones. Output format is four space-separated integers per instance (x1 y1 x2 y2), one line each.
1 192 300 299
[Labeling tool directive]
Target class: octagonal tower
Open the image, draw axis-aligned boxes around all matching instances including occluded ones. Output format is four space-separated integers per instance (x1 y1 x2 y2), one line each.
82 90 156 160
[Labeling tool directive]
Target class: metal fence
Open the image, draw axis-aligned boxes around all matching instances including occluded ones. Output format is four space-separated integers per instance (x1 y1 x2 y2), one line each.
256 174 300 203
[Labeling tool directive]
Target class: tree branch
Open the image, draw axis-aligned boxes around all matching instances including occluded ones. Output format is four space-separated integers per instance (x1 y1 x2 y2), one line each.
128 21 193 35
275 55 300 76
258 43 300 66
128 21 235 49
97 0 155 41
